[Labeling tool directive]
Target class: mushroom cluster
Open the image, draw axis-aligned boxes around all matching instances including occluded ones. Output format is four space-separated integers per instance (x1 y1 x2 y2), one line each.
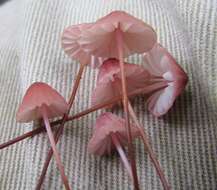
0 11 188 190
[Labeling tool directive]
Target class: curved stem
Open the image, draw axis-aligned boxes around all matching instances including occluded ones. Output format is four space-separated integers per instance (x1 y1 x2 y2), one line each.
111 133 133 181
40 105 71 190
128 103 170 190
36 64 85 190
116 25 140 190
0 82 167 150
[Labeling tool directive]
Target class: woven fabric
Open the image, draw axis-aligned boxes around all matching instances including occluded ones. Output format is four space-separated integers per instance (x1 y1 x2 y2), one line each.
0 0 216 189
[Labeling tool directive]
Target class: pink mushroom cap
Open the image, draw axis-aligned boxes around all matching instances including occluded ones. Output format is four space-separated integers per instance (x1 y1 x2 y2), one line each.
91 58 150 106
79 11 157 58
16 82 69 123
87 112 140 156
143 44 188 116
61 23 104 68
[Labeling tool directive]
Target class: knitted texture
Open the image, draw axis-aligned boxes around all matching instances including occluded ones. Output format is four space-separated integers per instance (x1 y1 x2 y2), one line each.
0 0 216 189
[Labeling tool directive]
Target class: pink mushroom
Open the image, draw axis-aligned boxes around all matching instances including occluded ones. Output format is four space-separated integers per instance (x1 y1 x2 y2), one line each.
88 112 140 181
91 58 167 107
143 44 188 116
16 82 71 190
80 11 157 58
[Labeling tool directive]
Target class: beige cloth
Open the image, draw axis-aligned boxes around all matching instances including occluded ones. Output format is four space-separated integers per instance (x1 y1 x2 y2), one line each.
0 0 216 189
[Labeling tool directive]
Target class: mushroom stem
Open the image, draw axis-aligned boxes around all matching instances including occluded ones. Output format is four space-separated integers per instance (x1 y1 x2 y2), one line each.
128 103 170 190
0 82 167 150
111 133 133 181
116 24 140 190
40 104 71 190
36 64 85 190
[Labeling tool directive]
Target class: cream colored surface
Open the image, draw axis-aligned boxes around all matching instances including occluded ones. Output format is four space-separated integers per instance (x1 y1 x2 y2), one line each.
0 0 216 189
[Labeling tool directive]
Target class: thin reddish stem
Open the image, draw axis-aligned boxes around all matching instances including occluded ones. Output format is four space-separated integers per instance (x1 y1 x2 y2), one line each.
0 127 47 150
128 103 170 190
41 105 71 190
116 25 140 190
111 133 133 181
36 64 85 190
0 82 167 150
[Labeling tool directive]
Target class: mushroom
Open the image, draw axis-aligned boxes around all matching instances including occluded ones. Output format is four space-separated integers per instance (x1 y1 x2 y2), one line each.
143 43 188 116
91 58 153 107
80 11 157 58
16 82 71 190
61 23 104 68
88 112 140 181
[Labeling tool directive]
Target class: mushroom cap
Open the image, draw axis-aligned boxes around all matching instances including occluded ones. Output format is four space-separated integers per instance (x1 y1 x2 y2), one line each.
143 44 188 116
79 11 157 58
87 112 140 156
91 58 150 106
16 82 69 123
61 23 104 67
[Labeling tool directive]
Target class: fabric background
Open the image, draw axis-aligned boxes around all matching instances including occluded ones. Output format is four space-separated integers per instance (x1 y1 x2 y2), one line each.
0 0 216 189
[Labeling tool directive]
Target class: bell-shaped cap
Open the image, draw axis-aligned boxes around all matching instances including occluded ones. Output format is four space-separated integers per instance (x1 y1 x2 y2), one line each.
143 44 188 116
92 58 150 106
61 23 103 67
79 11 157 58
16 82 69 123
87 112 140 156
